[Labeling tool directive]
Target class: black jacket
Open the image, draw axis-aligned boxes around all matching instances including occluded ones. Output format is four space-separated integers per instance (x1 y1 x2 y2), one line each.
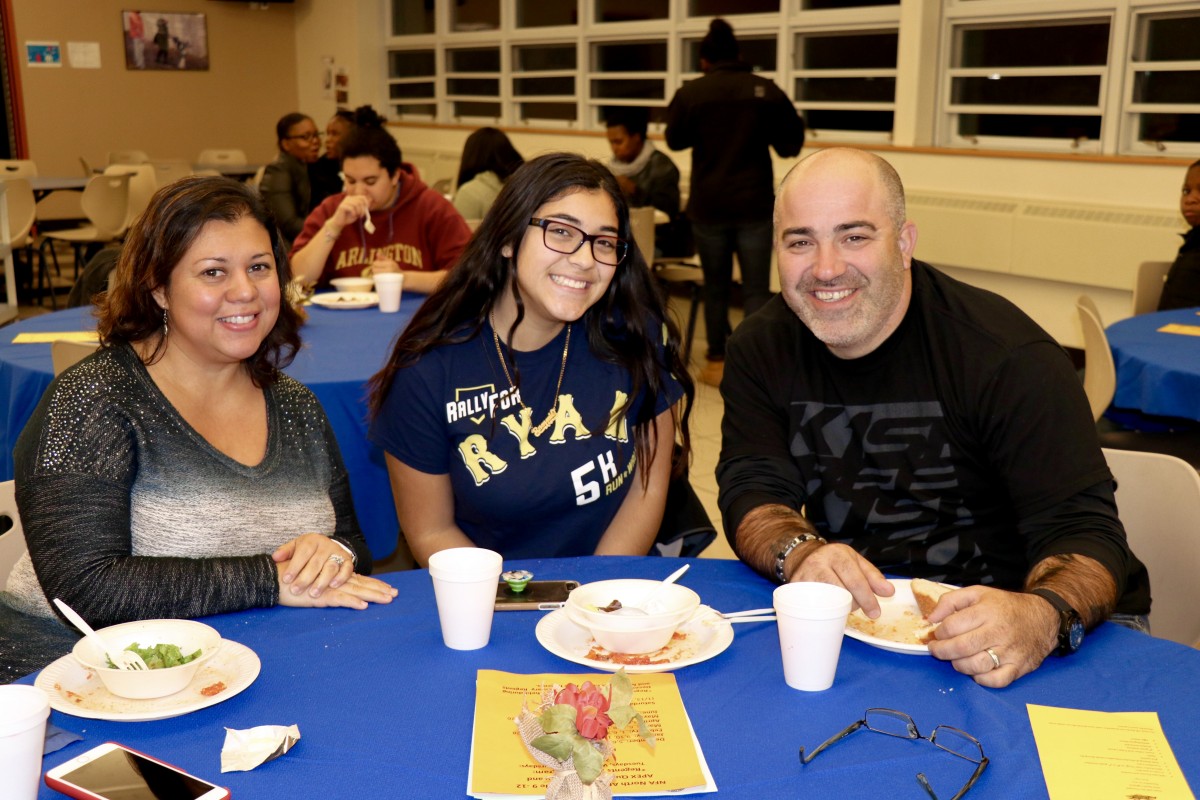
1158 227 1200 311
665 61 805 225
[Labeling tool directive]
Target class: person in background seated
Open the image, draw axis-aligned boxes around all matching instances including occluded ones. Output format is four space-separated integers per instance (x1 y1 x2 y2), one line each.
310 108 354 207
665 17 805 387
1158 159 1200 310
66 247 120 308
604 106 687 258
0 176 396 682
290 105 471 293
452 127 524 222
367 153 694 565
259 112 322 247
718 148 1149 689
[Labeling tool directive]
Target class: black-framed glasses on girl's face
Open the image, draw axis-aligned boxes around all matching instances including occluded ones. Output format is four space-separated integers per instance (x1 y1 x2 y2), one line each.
286 132 323 142
529 218 629 266
798 708 989 800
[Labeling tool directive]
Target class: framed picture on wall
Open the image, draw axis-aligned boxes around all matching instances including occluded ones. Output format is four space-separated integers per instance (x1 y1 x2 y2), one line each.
122 11 209 71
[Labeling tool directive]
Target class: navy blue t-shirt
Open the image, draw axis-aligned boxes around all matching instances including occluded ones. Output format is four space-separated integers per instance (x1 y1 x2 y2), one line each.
369 320 683 558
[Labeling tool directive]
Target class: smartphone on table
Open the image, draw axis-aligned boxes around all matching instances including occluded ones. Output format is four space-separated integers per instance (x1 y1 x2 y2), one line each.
44 742 230 800
495 579 579 610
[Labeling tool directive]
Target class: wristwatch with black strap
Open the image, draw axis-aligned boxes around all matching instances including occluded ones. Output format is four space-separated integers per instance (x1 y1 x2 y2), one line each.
1028 587 1085 655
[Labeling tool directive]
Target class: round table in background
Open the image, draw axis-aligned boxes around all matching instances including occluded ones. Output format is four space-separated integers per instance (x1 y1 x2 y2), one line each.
0 297 419 559
1107 307 1200 421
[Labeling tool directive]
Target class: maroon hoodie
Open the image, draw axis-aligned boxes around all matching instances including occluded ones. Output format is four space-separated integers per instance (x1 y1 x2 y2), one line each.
290 164 472 288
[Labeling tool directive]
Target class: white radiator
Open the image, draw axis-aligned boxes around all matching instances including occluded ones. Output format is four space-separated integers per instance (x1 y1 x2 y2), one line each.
907 191 1182 291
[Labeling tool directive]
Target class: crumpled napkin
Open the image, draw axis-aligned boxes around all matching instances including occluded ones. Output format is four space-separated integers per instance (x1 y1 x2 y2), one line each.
220 724 301 773
44 723 83 755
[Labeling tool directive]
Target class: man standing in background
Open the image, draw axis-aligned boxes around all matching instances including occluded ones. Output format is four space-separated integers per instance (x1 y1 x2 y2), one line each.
665 17 805 386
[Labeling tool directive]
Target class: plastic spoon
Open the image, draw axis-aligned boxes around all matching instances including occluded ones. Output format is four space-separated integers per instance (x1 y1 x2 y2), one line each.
611 563 691 616
53 598 148 671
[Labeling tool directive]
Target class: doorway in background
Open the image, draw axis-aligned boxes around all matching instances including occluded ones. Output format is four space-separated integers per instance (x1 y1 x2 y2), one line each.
0 0 26 159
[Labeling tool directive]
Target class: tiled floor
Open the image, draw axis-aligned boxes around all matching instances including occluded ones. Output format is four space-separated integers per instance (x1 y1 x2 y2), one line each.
665 293 742 561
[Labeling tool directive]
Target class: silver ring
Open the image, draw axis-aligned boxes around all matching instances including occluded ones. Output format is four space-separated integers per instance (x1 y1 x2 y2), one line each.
985 647 1001 670
327 554 346 567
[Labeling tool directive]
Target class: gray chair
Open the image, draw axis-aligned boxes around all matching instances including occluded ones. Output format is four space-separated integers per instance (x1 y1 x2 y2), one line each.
1076 295 1116 422
107 149 150 166
51 339 101 376
1102 448 1200 648
104 164 157 228
0 178 48 306
1132 260 1172 316
0 480 27 592
41 173 132 294
0 159 38 179
196 149 248 167
151 159 193 188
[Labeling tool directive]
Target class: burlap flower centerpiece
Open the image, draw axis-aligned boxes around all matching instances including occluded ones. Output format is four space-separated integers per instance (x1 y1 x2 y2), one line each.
515 669 653 800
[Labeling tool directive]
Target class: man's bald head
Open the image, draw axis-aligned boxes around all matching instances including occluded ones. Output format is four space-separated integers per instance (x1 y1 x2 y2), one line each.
776 148 907 234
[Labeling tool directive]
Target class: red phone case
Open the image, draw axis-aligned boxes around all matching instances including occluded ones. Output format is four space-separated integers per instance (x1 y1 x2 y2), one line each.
45 742 230 800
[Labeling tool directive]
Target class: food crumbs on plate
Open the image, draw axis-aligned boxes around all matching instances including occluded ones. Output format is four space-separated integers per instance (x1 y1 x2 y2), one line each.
200 681 227 697
585 630 693 665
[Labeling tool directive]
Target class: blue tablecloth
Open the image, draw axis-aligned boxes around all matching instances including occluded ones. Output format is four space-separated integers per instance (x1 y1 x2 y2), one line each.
0 299 419 558
20 557 1200 799
1108 308 1200 421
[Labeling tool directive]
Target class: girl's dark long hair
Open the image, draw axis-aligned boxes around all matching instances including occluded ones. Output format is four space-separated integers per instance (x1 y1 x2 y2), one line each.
456 127 524 188
368 152 693 483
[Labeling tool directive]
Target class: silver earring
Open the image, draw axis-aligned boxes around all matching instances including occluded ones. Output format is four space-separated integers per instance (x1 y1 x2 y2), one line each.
162 309 169 337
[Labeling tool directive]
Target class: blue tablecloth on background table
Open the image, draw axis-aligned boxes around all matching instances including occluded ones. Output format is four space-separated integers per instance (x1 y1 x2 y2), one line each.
1108 308 1200 421
0 298 419 558
20 557 1200 799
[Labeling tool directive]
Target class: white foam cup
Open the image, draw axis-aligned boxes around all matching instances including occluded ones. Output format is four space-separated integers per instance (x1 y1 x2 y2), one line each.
773 582 853 691
427 547 504 650
374 272 404 313
0 685 51 800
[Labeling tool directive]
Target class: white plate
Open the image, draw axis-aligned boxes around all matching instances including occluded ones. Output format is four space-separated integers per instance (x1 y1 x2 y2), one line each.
310 292 379 310
535 605 733 673
844 579 958 656
35 639 260 721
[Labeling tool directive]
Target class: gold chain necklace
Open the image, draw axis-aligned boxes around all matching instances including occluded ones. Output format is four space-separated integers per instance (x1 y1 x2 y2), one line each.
490 312 570 437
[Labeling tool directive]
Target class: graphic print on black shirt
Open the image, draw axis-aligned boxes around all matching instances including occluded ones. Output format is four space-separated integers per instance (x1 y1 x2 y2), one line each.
791 398 994 585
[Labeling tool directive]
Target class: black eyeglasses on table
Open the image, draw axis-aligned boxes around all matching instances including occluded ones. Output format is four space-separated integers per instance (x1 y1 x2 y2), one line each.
799 708 989 800
529 217 628 266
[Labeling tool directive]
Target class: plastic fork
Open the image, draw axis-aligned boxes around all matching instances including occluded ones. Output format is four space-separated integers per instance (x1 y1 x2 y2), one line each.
721 607 777 623
53 598 149 671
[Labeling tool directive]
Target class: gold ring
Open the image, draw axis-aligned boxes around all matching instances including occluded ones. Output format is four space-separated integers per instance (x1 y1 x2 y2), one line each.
985 647 1001 670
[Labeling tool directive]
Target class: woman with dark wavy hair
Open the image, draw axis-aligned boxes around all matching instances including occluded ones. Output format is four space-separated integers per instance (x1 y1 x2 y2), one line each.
368 153 694 564
2 176 395 679
452 127 524 220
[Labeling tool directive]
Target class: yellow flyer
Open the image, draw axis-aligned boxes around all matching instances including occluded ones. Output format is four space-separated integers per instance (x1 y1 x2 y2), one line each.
469 670 711 797
1028 704 1195 799
1157 323 1200 337
11 331 98 343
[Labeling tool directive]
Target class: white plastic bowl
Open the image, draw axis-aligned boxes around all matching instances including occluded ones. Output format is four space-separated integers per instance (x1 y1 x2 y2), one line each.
330 276 374 293
71 619 222 700
566 579 700 654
